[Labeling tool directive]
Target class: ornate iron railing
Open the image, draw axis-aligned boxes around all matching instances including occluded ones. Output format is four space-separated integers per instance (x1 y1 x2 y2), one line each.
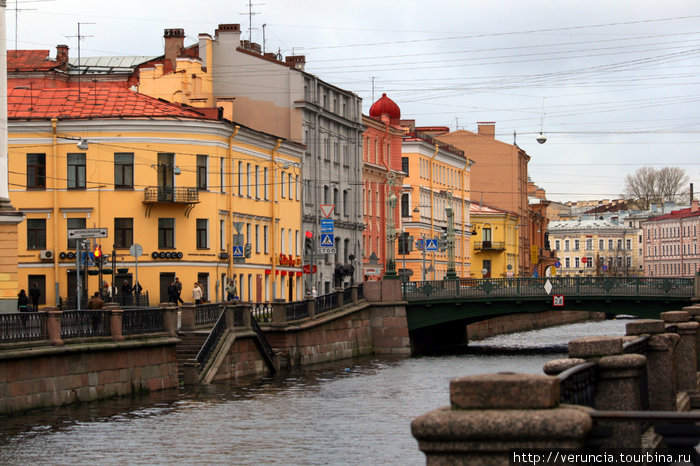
558 361 598 407
60 292 149 310
623 335 650 412
285 300 309 322
195 302 221 326
0 312 46 343
196 309 226 369
342 287 353 305
315 291 339 315
250 313 276 369
251 302 272 323
122 308 166 335
473 241 506 250
144 186 199 203
61 310 111 339
402 277 694 301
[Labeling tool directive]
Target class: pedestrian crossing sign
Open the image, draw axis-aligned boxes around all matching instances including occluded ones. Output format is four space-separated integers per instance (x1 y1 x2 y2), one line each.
425 239 438 251
320 233 334 247
232 245 244 257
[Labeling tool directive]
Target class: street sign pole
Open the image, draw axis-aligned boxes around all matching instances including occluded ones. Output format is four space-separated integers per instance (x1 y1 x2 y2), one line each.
76 241 82 310
422 234 426 281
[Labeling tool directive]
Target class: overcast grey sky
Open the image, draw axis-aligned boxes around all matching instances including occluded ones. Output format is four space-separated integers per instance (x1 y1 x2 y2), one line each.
8 0 700 203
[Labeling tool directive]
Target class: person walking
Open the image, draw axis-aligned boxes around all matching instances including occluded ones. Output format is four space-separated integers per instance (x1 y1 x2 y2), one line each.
311 287 318 298
167 281 178 304
174 277 184 304
225 279 237 301
87 291 105 332
28 283 41 311
192 282 203 305
132 281 143 305
17 289 29 325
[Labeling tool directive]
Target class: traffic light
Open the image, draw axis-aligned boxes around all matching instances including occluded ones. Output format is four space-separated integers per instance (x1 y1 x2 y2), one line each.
244 243 252 258
397 232 413 254
304 231 314 252
93 244 103 260
438 229 448 252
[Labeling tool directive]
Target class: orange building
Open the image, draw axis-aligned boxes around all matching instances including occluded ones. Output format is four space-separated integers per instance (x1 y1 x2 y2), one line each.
362 94 405 279
435 123 532 276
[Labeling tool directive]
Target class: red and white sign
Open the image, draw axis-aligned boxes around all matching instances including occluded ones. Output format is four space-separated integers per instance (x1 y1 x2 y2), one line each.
581 257 588 264
302 264 317 274
320 204 335 218
553 295 565 307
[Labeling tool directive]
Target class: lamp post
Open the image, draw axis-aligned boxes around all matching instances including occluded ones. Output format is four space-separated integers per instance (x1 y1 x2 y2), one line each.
445 191 457 280
384 172 399 279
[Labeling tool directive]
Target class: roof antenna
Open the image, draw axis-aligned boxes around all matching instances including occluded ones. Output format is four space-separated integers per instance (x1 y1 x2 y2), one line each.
66 22 94 102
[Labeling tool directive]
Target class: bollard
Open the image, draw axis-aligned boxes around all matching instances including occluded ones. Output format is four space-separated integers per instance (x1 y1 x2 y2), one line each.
271 301 287 327
569 336 646 448
179 303 196 331
682 304 700 372
411 373 592 465
45 307 63 346
626 319 678 411
661 311 698 394
107 304 124 341
159 302 179 337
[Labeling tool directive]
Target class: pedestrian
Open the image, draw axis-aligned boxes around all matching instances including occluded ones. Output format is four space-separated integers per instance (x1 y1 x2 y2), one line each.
28 283 41 311
192 282 203 305
17 289 29 325
225 279 237 301
174 277 184 304
120 280 131 305
87 291 104 332
132 281 143 305
167 281 177 304
311 287 318 298
102 281 112 301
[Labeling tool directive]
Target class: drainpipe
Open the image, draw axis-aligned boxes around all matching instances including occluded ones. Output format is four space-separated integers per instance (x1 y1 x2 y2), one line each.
51 119 60 305
271 138 283 300
227 125 240 281
429 143 438 279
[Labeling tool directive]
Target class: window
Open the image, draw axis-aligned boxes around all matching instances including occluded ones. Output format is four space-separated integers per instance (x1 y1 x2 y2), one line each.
27 153 46 189
255 224 260 253
246 163 251 196
555 240 560 250
574 239 580 251
197 155 207 190
196 219 208 249
564 240 570 251
565 257 570 268
158 218 175 248
114 218 133 248
617 239 623 250
114 153 134 189
264 168 269 200
296 175 300 200
626 239 632 250
626 256 632 268
333 188 338 212
288 173 293 199
402 157 409 175
608 239 613 250
599 239 604 250
238 161 243 195
67 217 86 249
343 190 349 216
264 225 269 253
254 165 260 199
27 218 46 249
220 219 225 250
281 172 286 198
220 157 225 193
575 257 580 268
401 193 409 217
585 239 593 250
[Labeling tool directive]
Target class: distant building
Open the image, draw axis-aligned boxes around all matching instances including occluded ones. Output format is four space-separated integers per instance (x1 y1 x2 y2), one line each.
548 218 642 277
470 204 519 278
641 201 700 277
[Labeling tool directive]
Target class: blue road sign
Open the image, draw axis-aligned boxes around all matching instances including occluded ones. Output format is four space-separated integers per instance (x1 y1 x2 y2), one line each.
320 233 334 247
321 219 334 233
232 245 244 258
554 260 561 268
425 239 438 251
602 264 608 271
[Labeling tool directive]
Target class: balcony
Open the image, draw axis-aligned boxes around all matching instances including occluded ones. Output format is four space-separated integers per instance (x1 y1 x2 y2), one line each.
474 241 505 251
144 187 199 204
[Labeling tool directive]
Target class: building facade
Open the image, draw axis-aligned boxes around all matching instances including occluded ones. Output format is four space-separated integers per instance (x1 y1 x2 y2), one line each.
548 219 642 277
470 203 519 278
8 86 303 307
399 124 472 280
641 201 700 277
362 94 405 280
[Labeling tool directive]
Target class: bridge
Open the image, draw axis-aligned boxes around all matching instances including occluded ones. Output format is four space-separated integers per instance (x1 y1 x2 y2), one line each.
402 276 697 353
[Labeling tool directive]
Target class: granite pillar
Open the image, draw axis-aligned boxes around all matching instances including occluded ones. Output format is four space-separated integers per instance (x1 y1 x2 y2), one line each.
179 303 195 331
661 311 698 393
411 373 592 465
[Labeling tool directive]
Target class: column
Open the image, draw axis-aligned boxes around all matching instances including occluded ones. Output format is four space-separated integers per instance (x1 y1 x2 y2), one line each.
661 310 698 394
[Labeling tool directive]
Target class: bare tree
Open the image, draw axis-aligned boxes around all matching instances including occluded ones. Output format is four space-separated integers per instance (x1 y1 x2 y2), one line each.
622 166 689 209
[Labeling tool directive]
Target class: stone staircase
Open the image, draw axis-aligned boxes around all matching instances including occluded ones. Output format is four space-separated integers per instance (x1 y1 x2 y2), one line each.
175 330 210 383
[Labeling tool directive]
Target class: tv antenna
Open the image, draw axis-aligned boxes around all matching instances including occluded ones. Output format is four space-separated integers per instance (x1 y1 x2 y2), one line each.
8 0 37 57
66 22 94 101
240 0 264 43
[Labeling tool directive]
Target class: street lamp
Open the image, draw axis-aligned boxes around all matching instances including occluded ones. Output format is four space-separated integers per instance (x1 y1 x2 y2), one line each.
384 172 399 279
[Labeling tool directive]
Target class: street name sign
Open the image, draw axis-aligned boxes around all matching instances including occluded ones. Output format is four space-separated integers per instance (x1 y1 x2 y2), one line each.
68 228 108 239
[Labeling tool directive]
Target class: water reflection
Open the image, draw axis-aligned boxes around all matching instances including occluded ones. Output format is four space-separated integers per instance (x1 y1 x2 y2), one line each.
0 319 630 465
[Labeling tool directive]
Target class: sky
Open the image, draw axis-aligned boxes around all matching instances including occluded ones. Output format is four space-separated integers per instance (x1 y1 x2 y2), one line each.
6 0 700 203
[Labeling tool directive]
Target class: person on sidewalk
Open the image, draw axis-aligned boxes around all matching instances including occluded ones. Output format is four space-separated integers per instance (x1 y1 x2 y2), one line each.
17 289 29 325
28 283 41 312
192 282 203 305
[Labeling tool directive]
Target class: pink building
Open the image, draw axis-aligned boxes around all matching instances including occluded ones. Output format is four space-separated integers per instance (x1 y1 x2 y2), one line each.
642 200 700 277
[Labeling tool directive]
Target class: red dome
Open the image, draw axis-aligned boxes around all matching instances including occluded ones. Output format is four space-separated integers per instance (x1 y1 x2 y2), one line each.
369 93 400 119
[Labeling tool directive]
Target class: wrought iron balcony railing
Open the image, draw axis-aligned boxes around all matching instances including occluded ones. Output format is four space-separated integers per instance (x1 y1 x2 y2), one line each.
473 241 506 251
144 187 199 204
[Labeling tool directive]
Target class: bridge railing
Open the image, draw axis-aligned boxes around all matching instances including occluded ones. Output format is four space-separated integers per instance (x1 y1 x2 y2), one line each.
0 312 47 343
194 302 222 326
402 277 694 301
122 308 166 336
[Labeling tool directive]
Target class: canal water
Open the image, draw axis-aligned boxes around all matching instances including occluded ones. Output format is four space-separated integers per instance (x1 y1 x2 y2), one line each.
0 319 630 465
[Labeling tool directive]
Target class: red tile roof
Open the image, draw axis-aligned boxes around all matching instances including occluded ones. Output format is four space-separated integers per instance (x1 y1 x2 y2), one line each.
7 50 61 72
644 206 700 222
8 87 212 120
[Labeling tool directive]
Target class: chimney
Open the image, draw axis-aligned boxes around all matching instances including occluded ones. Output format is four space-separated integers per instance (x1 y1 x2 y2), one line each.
55 45 69 69
477 122 496 139
215 24 242 46
163 28 185 74
285 55 305 71
692 199 699 213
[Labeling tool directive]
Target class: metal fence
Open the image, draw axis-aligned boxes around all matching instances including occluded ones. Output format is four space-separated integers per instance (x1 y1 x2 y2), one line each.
60 292 150 310
285 301 309 322
315 291 339 315
122 308 166 336
251 303 273 323
61 310 111 339
402 277 694 301
195 303 222 326
0 312 46 343
558 361 598 407
196 310 227 369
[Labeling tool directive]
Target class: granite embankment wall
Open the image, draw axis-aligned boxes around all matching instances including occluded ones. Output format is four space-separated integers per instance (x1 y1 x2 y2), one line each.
467 310 605 340
0 338 179 415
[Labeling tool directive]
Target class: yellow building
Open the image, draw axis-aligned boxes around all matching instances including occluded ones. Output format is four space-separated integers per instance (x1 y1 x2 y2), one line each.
8 86 303 307
470 204 519 278
399 127 472 280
